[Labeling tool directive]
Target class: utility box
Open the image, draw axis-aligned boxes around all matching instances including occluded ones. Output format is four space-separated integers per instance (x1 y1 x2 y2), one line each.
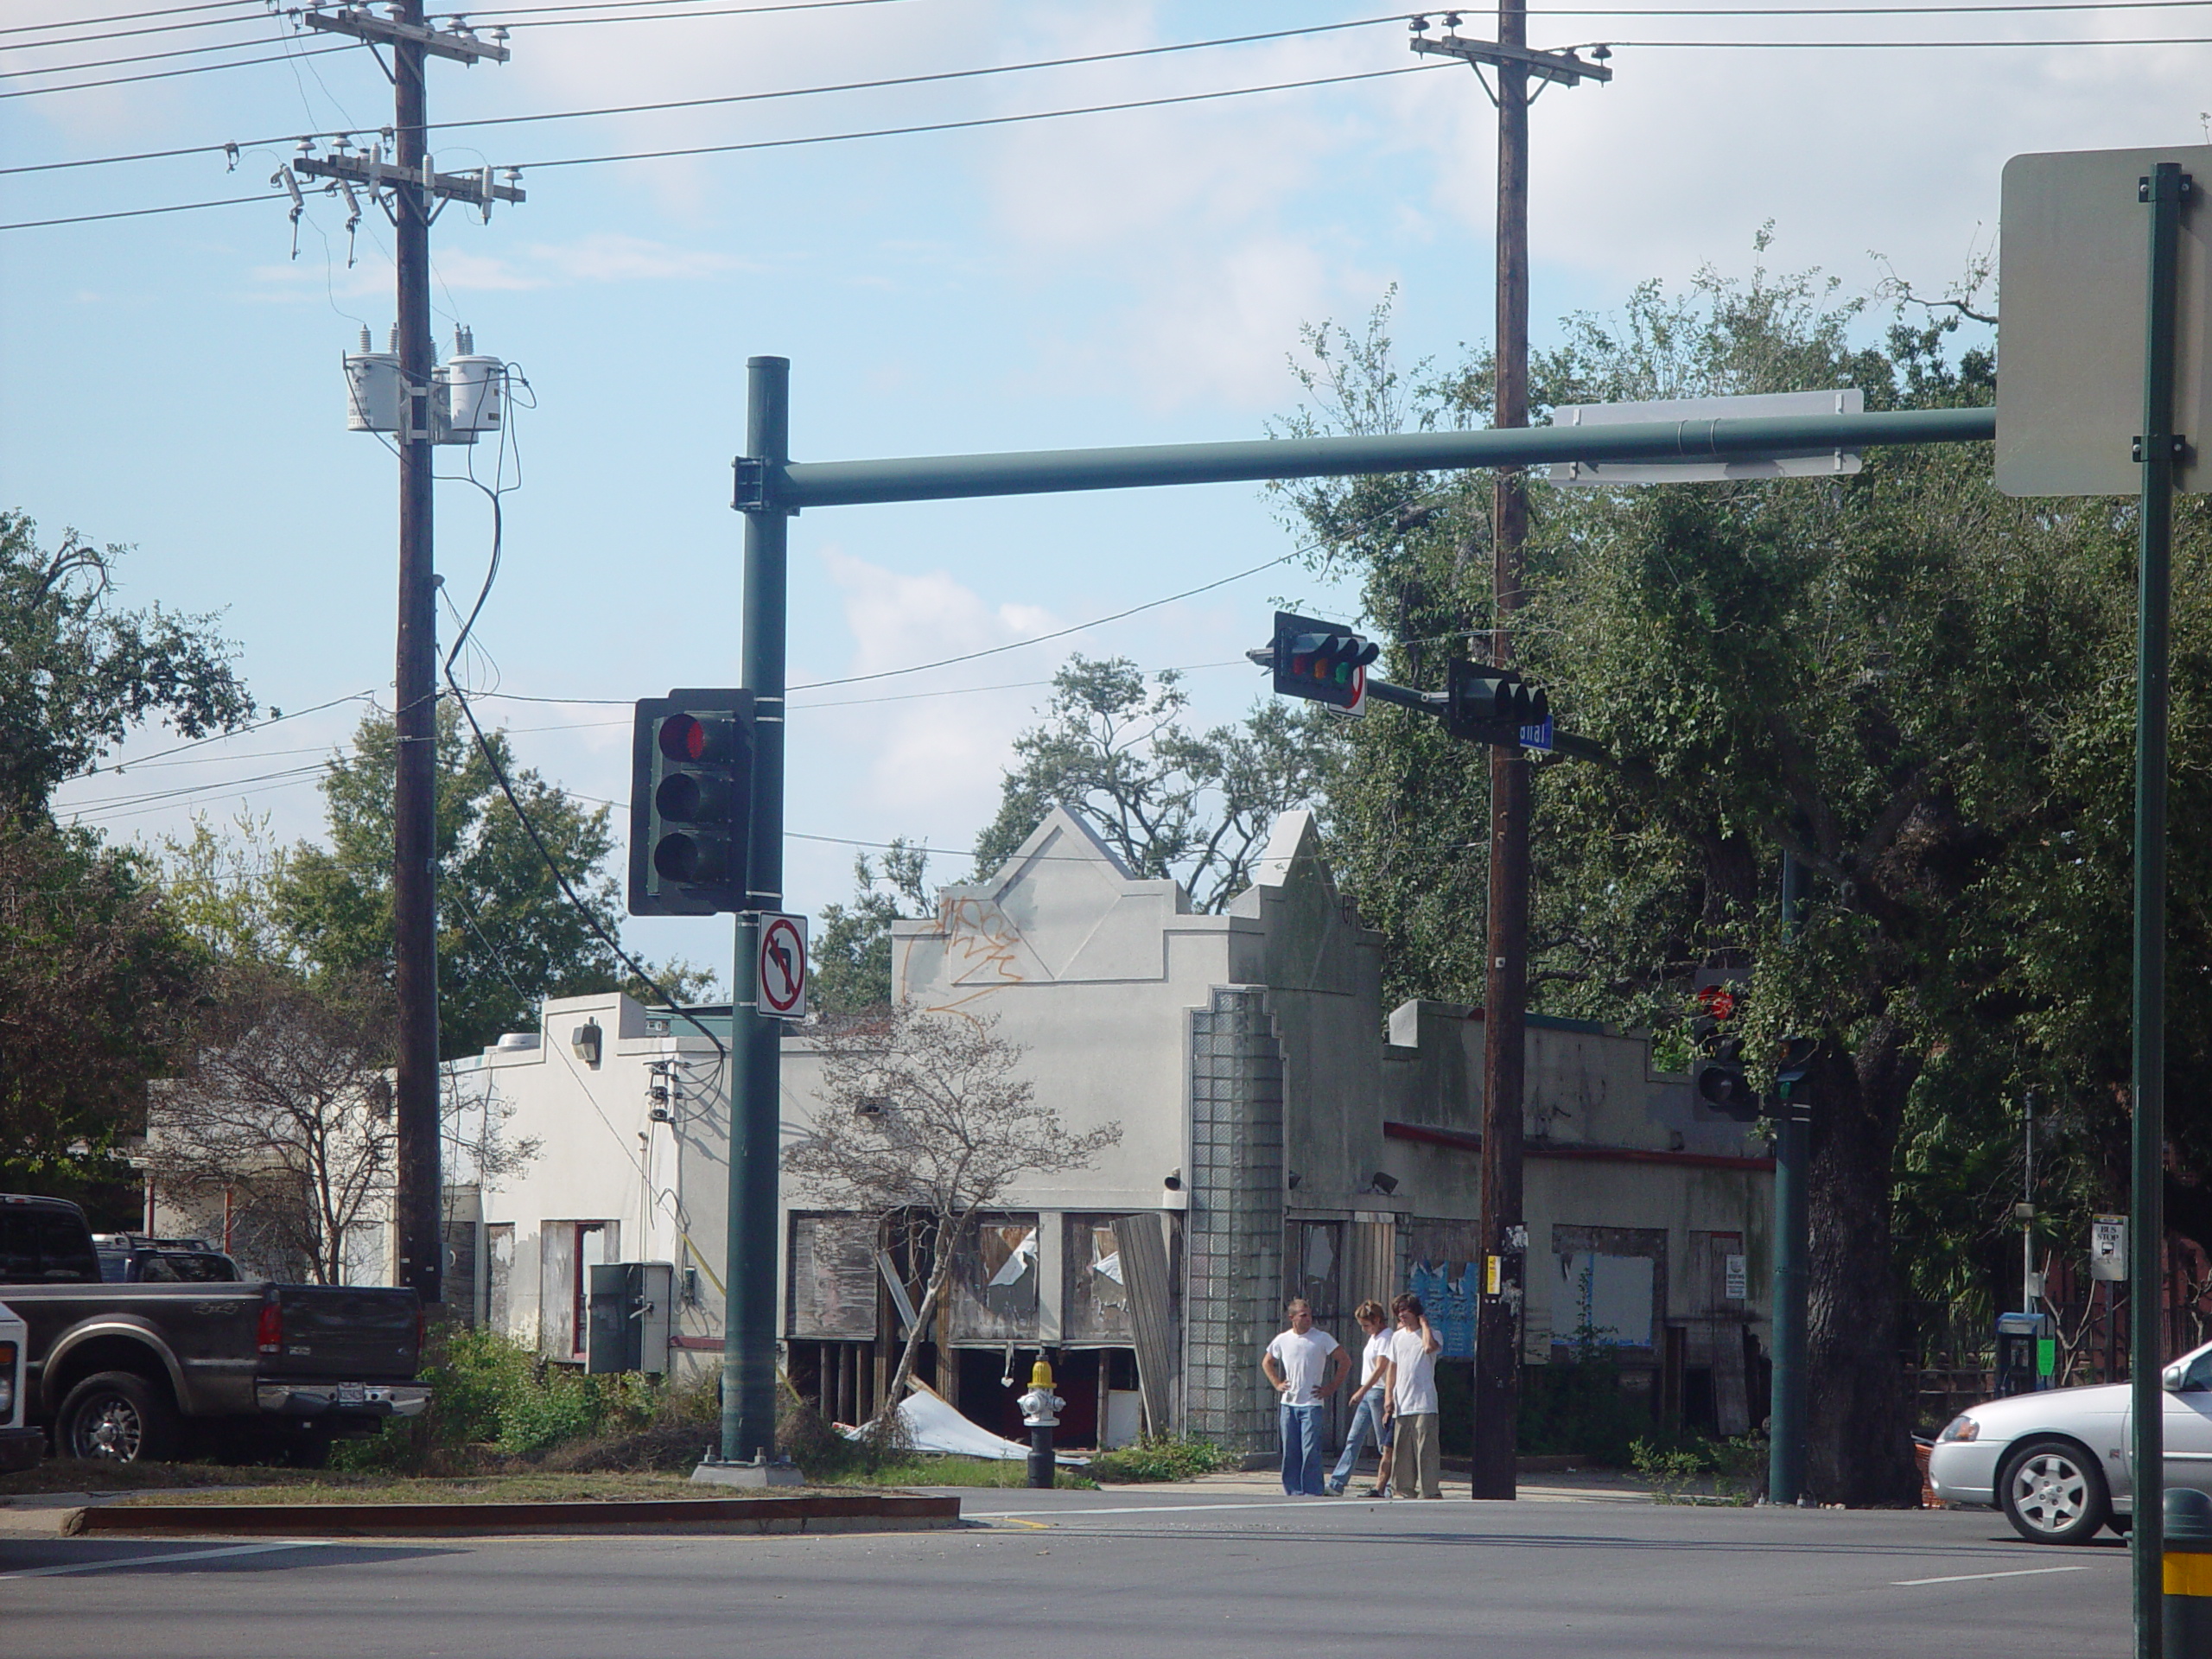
1994 1310 2056 1397
586 1262 673 1376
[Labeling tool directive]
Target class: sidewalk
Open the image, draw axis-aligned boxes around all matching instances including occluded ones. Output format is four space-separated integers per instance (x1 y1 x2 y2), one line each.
1083 1466 1649 1503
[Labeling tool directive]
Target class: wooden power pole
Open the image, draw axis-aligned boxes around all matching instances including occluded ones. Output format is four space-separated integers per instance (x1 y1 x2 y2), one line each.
296 3 520 1306
1411 7 1611 1501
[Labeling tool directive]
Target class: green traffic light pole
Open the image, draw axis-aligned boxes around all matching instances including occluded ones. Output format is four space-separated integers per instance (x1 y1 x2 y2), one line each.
2129 161 2183 1659
718 356 791 1471
715 373 1996 1478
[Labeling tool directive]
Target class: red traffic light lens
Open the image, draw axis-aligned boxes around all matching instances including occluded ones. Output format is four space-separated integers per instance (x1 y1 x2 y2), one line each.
658 714 708 762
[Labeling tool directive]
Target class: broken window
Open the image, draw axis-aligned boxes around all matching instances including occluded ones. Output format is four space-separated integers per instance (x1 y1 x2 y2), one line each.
944 1215 1039 1343
1064 1214 1132 1343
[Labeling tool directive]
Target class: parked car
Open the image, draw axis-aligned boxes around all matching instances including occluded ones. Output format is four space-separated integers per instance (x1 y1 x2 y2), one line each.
92 1233 240 1285
0 1299 39 1473
1928 1337 2212 1544
1 1193 429 1465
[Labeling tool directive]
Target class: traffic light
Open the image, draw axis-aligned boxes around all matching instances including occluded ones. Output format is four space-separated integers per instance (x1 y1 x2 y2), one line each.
1269 611 1380 709
629 689 754 916
1690 984 1758 1122
1446 658 1549 745
1769 1035 1818 1116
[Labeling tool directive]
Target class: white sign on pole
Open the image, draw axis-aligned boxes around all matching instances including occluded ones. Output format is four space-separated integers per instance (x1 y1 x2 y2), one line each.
2090 1214 2128 1283
1996 145 2212 498
1546 388 1865 486
1724 1253 1748 1301
757 912 808 1020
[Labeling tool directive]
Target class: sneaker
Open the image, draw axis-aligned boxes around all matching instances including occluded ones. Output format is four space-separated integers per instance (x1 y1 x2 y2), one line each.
1325 1483 1345 1496
1365 1484 1390 1497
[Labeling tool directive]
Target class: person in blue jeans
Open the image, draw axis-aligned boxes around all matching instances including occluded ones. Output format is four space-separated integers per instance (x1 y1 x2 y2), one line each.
1262 1298 1350 1496
1325 1300 1395 1496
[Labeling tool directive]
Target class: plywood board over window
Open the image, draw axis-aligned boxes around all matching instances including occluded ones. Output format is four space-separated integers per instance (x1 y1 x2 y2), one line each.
788 1213 880 1342
944 1215 1039 1343
1549 1224 1667 1357
1064 1215 1132 1344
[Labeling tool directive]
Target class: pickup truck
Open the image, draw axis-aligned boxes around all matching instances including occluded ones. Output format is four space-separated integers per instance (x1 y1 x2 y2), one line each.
0 1299 39 1472
2 1193 430 1465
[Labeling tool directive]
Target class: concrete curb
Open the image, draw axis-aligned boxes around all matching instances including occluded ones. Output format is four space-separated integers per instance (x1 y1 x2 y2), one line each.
60 1491 962 1538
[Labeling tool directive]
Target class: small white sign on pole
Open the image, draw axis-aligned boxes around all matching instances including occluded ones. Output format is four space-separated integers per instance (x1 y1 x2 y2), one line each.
1724 1253 1749 1301
2090 1215 2128 1283
757 912 809 1020
1547 389 1865 486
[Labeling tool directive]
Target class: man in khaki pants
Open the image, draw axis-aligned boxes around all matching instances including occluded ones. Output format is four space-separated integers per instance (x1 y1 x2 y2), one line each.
1382 1291 1445 1499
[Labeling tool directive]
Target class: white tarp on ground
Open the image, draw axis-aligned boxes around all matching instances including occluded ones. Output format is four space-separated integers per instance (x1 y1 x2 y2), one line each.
840 1385 1087 1465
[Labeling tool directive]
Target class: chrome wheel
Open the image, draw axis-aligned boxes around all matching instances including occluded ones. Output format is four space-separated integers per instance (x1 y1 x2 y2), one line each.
71 1394 145 1462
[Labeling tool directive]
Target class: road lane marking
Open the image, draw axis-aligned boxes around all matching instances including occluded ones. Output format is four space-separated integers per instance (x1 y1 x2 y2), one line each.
0 1540 335 1580
1891 1565 2096 1586
970 1498 1413 1519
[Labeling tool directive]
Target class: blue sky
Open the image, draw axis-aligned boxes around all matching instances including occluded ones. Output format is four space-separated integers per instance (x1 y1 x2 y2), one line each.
3 0 2202 997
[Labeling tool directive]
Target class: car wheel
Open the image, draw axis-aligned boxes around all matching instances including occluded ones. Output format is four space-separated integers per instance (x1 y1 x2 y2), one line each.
1999 1440 2110 1545
58 1370 180 1465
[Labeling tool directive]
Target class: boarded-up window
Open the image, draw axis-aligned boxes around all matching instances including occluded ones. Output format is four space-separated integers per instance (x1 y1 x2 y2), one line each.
1550 1224 1666 1354
944 1215 1039 1343
788 1213 880 1341
486 1224 514 1335
1064 1215 1132 1343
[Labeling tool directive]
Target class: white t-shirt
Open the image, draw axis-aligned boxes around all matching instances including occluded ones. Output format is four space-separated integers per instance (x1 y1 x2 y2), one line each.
1355 1330 1391 1393
1266 1326 1340 1404
1388 1325 1439 1416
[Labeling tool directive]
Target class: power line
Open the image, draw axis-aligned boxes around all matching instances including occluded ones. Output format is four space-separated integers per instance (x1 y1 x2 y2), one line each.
519 61 1442 172
0 0 264 40
481 0 900 20
4 10 282 54
0 60 1446 229
0 40 353 99
3 27 323 80
414 13 1406 140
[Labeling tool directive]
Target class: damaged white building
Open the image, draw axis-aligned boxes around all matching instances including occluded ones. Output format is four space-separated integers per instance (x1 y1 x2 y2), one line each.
448 806 1775 1457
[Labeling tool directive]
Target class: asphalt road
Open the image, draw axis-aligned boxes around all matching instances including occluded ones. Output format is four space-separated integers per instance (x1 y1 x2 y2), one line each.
0 1489 2128 1658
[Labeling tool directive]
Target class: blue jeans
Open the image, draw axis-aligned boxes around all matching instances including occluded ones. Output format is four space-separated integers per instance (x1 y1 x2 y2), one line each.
1326 1392 1390 1492
1279 1401 1326 1495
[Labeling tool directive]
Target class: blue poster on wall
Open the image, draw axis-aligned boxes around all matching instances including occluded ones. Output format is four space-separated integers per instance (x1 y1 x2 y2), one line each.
1410 1261 1478 1359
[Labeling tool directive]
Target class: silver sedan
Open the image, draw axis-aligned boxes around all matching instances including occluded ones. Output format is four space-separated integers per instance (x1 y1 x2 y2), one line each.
1928 1338 2212 1544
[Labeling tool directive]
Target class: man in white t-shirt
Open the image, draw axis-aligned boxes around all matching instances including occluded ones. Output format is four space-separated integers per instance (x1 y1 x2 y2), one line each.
1262 1298 1350 1496
1382 1291 1445 1499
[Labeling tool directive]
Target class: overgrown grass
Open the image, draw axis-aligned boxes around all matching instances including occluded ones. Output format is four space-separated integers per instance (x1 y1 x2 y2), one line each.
1087 1436 1227 1484
331 1325 719 1477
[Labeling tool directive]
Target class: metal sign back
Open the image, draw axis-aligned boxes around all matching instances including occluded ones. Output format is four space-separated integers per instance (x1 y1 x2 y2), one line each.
1997 146 2212 497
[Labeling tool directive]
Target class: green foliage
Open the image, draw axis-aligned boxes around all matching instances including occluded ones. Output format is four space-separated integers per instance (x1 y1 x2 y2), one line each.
1086 1434 1228 1483
1516 1322 1651 1467
0 510 253 823
971 654 1339 913
0 817 208 1184
810 839 932 1015
270 704 632 1059
1630 1433 1767 1505
335 1327 685 1472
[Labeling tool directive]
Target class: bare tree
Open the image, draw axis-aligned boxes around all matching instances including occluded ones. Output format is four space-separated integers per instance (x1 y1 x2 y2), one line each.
784 1004 1121 1429
146 969 400 1285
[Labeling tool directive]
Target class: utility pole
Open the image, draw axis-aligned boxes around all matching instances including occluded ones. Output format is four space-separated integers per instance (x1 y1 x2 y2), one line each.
296 3 518 1306
1767 851 1808 1506
1410 6 1611 1502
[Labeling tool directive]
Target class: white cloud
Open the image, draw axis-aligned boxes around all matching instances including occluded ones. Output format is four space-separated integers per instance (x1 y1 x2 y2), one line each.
808 544 1059 813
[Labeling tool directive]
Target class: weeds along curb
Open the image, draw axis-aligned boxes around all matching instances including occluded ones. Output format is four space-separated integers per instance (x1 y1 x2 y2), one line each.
62 1492 961 1538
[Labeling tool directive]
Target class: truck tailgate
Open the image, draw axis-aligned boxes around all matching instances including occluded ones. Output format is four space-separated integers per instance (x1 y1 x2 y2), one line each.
264 1287 421 1380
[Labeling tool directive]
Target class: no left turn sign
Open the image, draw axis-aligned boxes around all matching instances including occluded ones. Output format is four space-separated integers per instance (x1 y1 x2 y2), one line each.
758 912 808 1020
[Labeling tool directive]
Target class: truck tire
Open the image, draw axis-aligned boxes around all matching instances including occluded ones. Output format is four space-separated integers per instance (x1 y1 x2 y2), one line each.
58 1370 181 1465
1998 1438 2110 1546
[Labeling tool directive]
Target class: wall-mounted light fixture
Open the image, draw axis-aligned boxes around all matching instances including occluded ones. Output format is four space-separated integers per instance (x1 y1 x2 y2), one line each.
1162 1168 1183 1192
1286 1169 1304 1191
1366 1170 1399 1196
571 1020 602 1066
